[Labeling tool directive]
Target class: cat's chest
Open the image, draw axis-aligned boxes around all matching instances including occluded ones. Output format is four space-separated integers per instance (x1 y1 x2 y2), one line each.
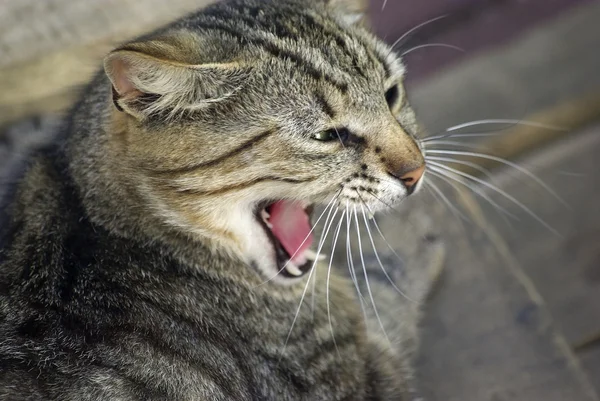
122 270 370 400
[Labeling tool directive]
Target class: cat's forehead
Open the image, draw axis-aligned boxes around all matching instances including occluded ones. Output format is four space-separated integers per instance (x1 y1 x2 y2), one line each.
180 0 404 86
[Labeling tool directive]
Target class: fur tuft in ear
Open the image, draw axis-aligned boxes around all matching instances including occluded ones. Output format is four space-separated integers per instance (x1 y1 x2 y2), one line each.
104 46 248 119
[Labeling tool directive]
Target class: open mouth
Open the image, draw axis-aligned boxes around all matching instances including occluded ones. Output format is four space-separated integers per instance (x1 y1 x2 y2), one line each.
255 200 317 278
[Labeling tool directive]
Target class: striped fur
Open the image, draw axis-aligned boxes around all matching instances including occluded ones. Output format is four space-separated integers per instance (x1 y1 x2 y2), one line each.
0 0 441 400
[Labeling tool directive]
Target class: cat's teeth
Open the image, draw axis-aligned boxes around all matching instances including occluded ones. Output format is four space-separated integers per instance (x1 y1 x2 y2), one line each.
260 209 270 221
305 250 326 261
286 263 304 277
368 212 374 220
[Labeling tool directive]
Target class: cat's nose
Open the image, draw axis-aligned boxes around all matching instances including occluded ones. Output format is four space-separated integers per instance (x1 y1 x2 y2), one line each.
391 164 425 194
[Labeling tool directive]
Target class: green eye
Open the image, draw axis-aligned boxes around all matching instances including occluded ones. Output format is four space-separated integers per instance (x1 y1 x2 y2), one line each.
311 128 350 143
312 130 337 141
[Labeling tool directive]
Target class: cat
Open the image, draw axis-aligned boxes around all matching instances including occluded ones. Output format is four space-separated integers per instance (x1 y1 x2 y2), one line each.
0 0 444 399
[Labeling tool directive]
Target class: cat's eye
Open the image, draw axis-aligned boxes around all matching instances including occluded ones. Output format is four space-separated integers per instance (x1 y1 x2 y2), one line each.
312 128 349 143
385 85 400 109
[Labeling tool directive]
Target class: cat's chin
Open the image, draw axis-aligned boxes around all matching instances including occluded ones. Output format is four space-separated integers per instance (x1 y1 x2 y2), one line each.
254 200 319 279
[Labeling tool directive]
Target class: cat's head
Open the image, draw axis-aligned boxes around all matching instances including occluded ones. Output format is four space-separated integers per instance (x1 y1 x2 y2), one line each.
102 0 425 282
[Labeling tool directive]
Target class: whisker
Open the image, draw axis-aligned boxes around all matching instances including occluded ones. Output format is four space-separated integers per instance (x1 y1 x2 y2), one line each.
326 210 346 359
423 139 488 150
333 127 346 148
422 119 567 142
422 132 512 142
354 206 391 344
423 178 470 222
388 15 448 52
425 155 496 181
279 207 339 362
255 191 340 287
401 43 464 57
311 205 341 316
427 165 519 223
345 203 369 322
446 119 567 133
357 199 407 266
426 149 569 208
359 202 418 304
429 163 561 236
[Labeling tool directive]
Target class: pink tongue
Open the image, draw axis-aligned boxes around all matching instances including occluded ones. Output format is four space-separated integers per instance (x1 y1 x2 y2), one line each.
268 201 313 264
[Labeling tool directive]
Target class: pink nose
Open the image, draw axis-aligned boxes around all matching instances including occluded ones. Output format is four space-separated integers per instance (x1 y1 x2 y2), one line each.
399 164 425 189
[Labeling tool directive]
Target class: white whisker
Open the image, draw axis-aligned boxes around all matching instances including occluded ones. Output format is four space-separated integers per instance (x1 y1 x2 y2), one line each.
389 15 448 51
446 119 566 133
354 206 391 345
426 149 569 208
424 178 470 222
429 163 560 236
311 206 340 317
359 203 418 304
426 155 495 181
346 202 368 318
423 139 488 150
401 43 464 57
358 198 407 265
279 207 339 362
327 210 346 359
428 165 519 223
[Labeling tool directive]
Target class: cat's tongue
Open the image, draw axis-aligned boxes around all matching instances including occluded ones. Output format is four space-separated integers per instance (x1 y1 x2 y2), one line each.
268 201 312 265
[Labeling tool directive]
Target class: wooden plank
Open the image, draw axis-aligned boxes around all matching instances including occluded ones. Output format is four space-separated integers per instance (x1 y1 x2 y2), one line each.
467 126 600 348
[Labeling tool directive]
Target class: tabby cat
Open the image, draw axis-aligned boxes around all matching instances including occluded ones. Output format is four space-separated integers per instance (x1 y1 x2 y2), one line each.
0 0 444 399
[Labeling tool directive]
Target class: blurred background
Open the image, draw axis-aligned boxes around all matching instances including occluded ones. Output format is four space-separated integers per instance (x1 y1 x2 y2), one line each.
1 1 599 400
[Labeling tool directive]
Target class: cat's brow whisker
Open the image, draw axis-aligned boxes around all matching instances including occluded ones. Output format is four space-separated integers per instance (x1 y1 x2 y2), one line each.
327 210 346 359
354 206 391 345
429 163 561 236
427 165 519 223
426 149 569 209
255 191 340 287
359 202 418 304
388 15 448 52
279 207 339 362
401 43 464 57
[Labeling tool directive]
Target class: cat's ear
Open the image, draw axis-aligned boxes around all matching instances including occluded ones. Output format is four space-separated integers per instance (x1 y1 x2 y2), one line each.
323 0 368 26
104 38 248 120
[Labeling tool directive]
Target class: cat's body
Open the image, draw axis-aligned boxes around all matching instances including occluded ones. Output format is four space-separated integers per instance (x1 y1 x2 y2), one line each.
0 0 442 399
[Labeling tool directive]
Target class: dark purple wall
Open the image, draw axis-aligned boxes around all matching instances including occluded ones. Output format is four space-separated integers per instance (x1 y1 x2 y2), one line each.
368 0 592 83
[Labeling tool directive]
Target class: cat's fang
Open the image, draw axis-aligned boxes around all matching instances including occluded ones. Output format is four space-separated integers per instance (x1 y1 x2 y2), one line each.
286 263 304 277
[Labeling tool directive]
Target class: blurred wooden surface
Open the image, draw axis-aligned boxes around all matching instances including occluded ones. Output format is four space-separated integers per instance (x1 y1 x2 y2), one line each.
0 0 215 126
394 124 600 400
